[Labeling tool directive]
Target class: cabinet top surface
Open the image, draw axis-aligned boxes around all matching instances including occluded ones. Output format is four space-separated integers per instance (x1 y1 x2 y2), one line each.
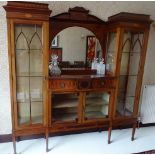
49 74 116 80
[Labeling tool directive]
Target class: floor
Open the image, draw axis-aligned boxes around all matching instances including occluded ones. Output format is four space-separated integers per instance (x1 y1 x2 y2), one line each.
0 126 155 154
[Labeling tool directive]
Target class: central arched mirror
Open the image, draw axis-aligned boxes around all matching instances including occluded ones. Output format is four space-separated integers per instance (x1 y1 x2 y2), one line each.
50 26 102 68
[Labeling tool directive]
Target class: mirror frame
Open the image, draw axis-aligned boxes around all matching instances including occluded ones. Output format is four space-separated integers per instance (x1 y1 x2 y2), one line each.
49 7 107 60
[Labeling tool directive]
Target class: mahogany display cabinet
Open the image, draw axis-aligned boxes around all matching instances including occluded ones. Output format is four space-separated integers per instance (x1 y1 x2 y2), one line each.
4 1 151 153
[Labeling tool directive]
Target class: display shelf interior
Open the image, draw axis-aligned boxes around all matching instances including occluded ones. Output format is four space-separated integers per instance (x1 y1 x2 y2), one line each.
86 97 109 106
18 115 42 125
85 111 107 119
53 98 78 108
85 99 109 119
53 112 77 122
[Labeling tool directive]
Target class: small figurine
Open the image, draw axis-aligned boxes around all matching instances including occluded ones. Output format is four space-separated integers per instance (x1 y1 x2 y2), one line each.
49 54 61 76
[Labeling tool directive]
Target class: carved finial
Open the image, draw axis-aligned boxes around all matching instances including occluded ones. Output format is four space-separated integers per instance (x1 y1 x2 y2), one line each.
69 7 89 14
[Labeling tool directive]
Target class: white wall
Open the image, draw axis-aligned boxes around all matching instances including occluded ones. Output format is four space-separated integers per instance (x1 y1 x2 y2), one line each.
1 1 155 134
0 1 12 134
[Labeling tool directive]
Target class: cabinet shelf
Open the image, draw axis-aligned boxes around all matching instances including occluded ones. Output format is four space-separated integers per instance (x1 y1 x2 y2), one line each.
17 100 43 103
86 97 108 106
16 49 42 51
53 112 77 122
85 111 107 119
16 72 43 77
53 99 78 108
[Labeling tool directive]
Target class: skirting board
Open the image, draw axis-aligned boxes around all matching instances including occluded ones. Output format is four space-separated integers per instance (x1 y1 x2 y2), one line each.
0 134 12 143
0 123 155 143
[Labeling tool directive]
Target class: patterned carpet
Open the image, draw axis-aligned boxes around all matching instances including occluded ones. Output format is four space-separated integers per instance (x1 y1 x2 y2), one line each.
135 150 155 154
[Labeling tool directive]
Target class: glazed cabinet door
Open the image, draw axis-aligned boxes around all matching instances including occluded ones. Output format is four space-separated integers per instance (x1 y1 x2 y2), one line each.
83 91 111 122
115 29 146 118
50 92 80 124
11 21 47 128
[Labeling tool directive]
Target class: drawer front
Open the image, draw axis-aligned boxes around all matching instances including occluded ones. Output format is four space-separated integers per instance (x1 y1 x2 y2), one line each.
92 78 115 89
49 80 77 91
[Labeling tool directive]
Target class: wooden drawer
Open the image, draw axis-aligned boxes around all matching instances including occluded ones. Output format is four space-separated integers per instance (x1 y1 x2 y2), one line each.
49 79 77 91
92 78 115 89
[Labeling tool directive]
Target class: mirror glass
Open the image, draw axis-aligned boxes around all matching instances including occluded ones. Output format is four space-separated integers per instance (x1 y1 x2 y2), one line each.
50 26 102 68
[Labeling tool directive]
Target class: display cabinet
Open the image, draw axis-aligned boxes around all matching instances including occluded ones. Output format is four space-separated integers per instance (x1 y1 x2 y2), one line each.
4 1 151 153
107 13 151 143
3 2 51 153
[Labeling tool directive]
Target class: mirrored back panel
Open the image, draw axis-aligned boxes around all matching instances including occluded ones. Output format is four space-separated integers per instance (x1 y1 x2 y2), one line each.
50 26 102 68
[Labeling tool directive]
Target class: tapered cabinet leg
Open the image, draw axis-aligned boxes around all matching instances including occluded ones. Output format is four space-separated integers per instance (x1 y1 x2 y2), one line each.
12 134 17 154
108 126 112 144
45 129 49 152
131 123 137 141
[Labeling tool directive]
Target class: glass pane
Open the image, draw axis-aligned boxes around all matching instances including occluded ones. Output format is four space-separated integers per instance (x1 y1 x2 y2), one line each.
122 32 131 53
132 34 143 53
16 77 29 102
85 92 109 120
120 53 130 75
129 53 140 75
15 24 43 126
30 50 43 76
125 97 134 114
30 77 43 102
126 75 137 97
119 75 128 91
31 102 42 124
18 102 30 125
29 27 42 50
15 25 28 50
16 76 30 125
52 93 78 122
106 32 117 73
16 50 29 76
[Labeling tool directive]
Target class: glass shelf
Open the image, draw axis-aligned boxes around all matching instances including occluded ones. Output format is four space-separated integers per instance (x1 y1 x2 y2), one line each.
16 72 43 77
53 99 78 108
86 97 108 106
85 111 107 119
17 99 43 103
53 112 77 122
16 49 42 51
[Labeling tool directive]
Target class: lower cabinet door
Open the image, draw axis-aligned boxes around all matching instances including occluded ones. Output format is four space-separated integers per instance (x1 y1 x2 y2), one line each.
83 91 110 121
51 93 79 124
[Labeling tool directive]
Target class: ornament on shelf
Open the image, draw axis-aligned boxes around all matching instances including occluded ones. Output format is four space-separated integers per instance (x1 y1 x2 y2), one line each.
49 54 61 76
